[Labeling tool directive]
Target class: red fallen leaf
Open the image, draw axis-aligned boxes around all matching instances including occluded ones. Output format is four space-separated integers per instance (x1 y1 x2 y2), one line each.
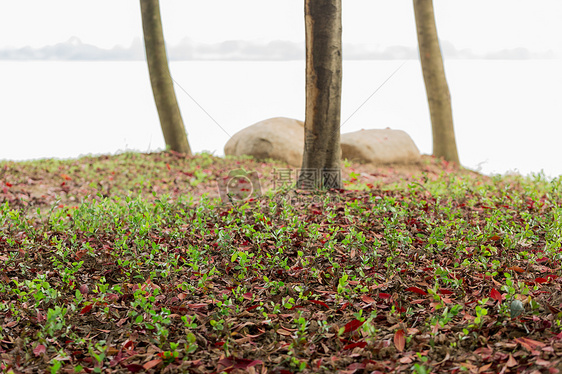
515 337 546 349
75 250 87 260
218 357 263 370
166 163 171 171
507 266 525 273
122 364 144 373
309 299 330 309
242 292 253 300
361 295 375 303
439 289 454 295
33 344 46 356
535 358 552 367
547 274 558 281
246 305 259 311
105 293 119 302
122 339 134 350
79 284 89 295
343 341 367 350
506 354 518 367
143 359 162 370
490 288 503 302
535 277 548 284
537 257 548 263
277 329 292 336
394 302 406 313
186 303 207 309
5 182 12 187
378 292 391 299
394 329 406 352
545 303 561 314
348 362 367 370
339 302 350 311
406 287 427 296
399 356 414 364
290 305 306 310
80 304 93 315
61 173 72 181
489 235 501 241
109 350 124 367
343 319 364 333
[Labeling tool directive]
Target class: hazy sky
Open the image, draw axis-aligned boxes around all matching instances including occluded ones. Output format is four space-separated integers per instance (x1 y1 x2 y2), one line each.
1 1 561 58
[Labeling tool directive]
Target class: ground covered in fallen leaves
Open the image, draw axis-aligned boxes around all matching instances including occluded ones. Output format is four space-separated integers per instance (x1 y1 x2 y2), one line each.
1 152 562 373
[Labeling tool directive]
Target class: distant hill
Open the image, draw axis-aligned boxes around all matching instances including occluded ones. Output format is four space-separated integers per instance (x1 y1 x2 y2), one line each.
0 37 556 61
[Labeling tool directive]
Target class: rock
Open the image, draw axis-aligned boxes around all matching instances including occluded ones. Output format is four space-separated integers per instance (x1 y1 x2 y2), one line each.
224 117 304 167
341 129 420 164
510 300 524 318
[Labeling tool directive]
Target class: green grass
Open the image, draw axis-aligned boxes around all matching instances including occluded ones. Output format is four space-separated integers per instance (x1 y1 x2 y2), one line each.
1 153 561 373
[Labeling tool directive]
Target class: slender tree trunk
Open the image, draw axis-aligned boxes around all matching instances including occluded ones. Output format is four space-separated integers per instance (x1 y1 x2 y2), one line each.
298 0 343 190
413 0 459 164
140 0 191 155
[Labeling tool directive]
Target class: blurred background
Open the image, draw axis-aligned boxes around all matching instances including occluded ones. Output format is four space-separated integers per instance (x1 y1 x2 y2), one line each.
0 1 560 176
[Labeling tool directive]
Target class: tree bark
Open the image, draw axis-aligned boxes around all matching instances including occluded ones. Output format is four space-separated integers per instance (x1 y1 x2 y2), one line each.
140 0 192 155
298 0 343 190
413 0 459 164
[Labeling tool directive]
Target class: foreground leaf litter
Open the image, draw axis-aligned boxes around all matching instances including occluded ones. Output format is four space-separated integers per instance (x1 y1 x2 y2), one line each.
1 152 562 373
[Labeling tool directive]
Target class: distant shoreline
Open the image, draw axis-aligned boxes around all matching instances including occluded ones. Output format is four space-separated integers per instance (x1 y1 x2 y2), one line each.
0 37 557 61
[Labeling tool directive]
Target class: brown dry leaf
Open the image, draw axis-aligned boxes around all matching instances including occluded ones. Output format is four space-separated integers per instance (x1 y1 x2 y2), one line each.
143 358 162 370
277 329 292 336
399 356 414 364
361 295 375 304
460 362 478 372
507 266 525 273
394 329 405 352
106 347 120 355
407 328 419 335
535 358 551 366
5 321 18 328
478 363 492 372
506 354 518 367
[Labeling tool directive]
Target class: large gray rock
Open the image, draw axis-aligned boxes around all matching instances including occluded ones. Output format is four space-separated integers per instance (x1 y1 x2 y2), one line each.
224 117 304 167
341 129 420 164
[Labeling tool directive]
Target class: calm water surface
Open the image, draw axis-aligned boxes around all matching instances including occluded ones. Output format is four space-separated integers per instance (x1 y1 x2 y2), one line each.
0 60 560 177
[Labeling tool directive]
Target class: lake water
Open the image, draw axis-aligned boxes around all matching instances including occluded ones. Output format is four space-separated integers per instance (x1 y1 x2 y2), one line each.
0 60 561 177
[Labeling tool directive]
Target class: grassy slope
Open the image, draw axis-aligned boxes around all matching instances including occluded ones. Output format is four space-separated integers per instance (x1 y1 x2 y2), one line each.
1 152 562 373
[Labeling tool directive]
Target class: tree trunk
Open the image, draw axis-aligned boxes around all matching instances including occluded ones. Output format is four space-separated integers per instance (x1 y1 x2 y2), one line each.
140 0 191 155
413 0 459 164
298 0 343 190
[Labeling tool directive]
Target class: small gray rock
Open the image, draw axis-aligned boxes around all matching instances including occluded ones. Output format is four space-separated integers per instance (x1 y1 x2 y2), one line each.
510 300 524 318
